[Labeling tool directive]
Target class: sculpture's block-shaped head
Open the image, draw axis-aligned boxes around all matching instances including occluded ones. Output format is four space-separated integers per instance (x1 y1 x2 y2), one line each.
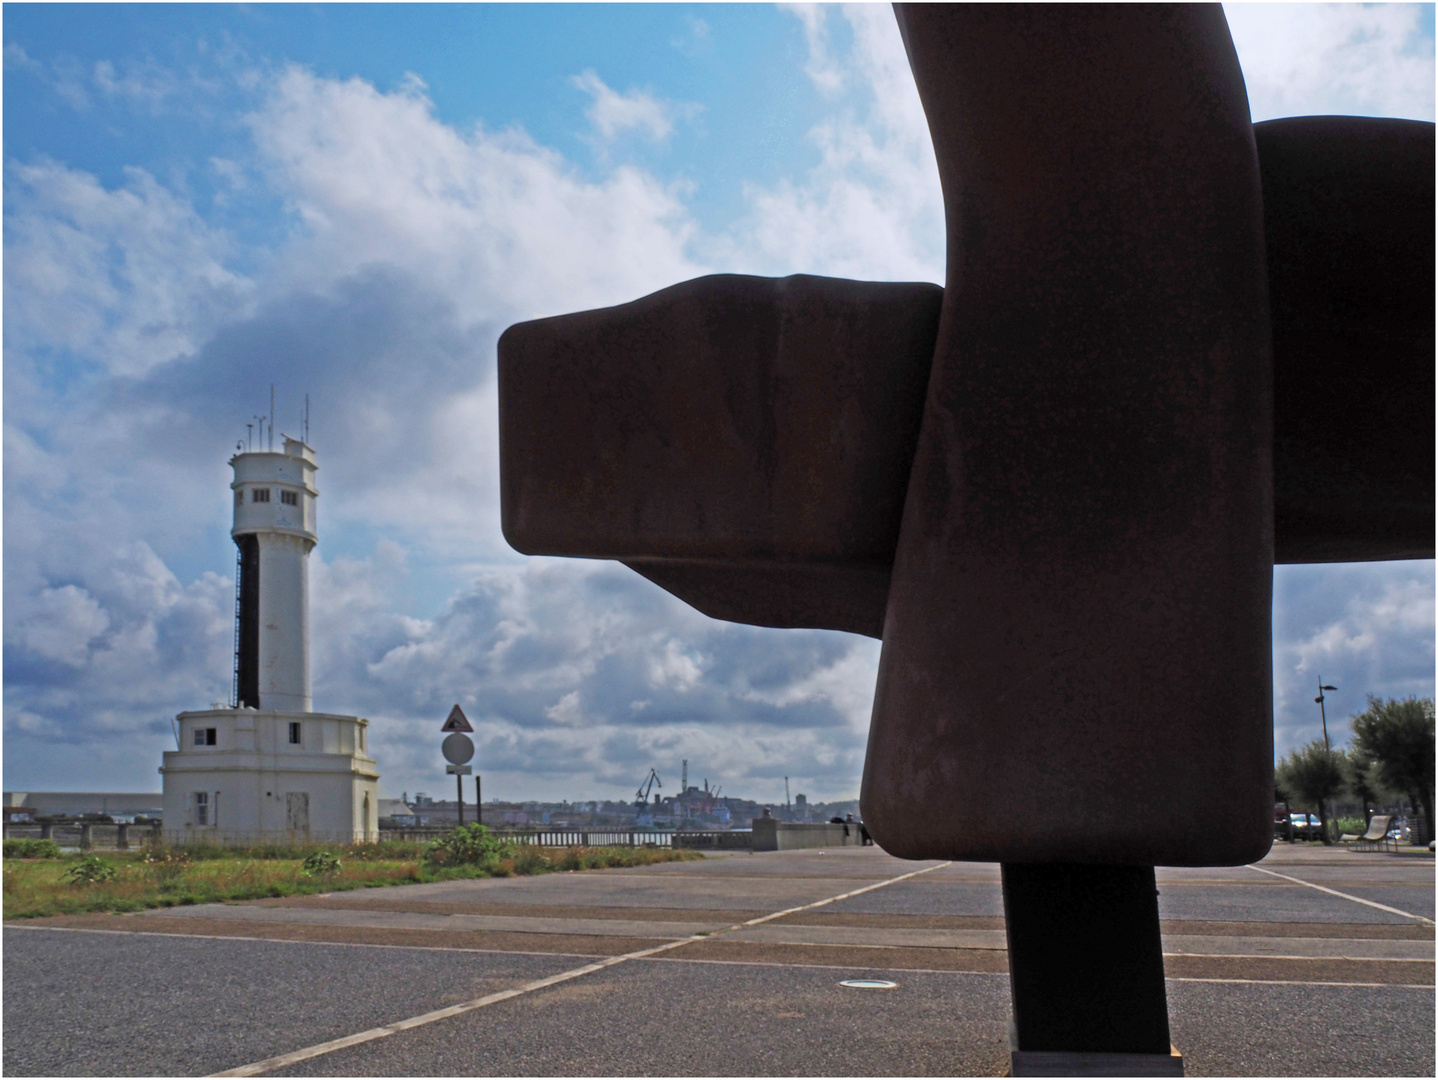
500 273 941 638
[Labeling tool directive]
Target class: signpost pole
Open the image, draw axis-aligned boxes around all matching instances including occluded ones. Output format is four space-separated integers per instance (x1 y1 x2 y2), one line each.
441 704 477 829
475 776 482 824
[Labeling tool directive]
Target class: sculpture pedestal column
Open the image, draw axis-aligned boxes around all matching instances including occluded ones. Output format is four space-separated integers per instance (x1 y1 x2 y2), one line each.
1002 863 1183 1077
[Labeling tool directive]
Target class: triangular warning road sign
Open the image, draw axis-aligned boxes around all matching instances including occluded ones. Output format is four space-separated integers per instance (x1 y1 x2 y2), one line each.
441 704 474 733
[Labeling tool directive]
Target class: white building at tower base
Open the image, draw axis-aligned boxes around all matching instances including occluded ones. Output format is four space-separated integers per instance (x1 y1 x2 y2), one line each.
160 431 380 844
162 708 378 844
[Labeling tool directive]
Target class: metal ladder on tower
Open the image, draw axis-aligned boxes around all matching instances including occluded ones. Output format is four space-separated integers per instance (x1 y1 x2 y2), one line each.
231 544 243 708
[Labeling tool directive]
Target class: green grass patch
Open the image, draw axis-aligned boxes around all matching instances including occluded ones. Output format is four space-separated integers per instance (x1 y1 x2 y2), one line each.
2 837 701 919
3 839 62 860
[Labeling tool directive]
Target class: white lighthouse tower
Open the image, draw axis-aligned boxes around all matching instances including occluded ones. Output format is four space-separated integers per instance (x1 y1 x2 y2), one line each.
161 419 380 843
232 433 317 713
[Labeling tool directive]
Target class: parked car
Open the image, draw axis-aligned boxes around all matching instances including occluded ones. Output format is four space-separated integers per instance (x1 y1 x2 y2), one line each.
1287 813 1324 841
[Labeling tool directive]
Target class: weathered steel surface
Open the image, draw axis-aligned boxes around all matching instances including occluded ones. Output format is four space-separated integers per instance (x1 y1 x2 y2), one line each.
500 273 941 638
1260 116 1435 564
863 5 1273 866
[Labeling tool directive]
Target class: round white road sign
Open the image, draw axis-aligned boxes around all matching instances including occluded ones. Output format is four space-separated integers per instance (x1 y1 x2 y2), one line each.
441 732 475 765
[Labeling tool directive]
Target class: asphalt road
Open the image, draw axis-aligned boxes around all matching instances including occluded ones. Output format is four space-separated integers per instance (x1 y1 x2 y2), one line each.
4 843 1432 1077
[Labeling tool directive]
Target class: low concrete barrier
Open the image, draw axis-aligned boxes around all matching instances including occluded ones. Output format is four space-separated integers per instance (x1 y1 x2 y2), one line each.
751 819 868 851
673 830 755 850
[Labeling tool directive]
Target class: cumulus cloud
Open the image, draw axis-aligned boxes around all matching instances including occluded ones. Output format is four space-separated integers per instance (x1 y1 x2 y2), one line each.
248 67 703 321
305 558 874 800
571 70 692 144
13 586 110 667
732 4 944 282
1226 2 1436 121
4 160 252 380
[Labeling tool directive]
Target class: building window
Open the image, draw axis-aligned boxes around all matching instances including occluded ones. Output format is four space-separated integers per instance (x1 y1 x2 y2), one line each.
194 727 217 747
252 488 270 503
194 791 209 826
280 490 298 506
289 722 302 745
359 727 365 751
235 491 243 506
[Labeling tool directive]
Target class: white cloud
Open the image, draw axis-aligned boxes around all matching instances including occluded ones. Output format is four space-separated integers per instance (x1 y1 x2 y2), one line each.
1226 2 1436 121
4 160 251 378
93 58 181 109
733 5 944 282
571 69 685 143
784 3 846 97
647 639 705 692
248 67 704 321
545 690 587 727
14 586 110 666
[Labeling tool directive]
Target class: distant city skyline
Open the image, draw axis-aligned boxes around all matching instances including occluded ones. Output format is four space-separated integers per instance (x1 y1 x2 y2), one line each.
4 4 1434 803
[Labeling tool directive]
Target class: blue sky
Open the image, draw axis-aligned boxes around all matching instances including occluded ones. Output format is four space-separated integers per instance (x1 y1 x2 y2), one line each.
4 3 1434 804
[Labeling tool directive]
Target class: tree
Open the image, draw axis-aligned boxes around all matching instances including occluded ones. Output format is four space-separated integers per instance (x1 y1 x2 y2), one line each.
1343 747 1386 827
1276 740 1346 844
1351 697 1435 846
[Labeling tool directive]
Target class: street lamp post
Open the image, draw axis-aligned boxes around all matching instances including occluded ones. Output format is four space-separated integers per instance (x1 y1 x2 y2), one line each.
1314 678 1338 752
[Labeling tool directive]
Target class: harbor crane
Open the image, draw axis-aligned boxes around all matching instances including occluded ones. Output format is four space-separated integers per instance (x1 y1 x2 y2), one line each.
634 768 662 812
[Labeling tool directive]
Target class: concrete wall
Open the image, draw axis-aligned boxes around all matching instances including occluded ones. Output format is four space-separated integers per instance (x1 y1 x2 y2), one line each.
751 819 867 851
256 533 311 713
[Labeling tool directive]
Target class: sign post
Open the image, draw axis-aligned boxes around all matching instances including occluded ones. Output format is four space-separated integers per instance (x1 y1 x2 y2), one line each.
441 705 476 826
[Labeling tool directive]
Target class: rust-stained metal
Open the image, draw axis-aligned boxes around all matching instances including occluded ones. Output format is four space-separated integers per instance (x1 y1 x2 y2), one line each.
500 274 941 638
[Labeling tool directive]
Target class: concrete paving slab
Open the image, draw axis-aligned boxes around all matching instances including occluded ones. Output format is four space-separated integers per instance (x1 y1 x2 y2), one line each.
263 961 1018 1077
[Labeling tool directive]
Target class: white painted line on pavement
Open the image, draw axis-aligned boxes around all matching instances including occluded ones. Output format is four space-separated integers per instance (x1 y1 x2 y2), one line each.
1246 864 1436 925
207 859 952 1077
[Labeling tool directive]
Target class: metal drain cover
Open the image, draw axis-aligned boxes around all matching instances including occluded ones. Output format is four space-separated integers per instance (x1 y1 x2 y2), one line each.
839 979 898 989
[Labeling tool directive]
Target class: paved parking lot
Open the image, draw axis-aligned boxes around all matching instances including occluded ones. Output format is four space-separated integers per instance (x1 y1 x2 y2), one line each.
4 843 1432 1076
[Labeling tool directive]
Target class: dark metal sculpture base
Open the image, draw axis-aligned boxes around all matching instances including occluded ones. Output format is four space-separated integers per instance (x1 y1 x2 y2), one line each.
1002 864 1182 1075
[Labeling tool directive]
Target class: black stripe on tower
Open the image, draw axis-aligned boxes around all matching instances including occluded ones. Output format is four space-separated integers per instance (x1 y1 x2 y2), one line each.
236 533 260 708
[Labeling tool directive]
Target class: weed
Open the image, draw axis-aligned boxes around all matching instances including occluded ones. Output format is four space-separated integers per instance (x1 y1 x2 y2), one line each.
63 856 118 885
513 847 554 874
142 846 192 891
301 850 342 877
423 825 514 868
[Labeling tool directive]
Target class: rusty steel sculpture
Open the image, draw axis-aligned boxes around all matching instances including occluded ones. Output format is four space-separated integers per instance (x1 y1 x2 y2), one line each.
498 5 1432 1073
